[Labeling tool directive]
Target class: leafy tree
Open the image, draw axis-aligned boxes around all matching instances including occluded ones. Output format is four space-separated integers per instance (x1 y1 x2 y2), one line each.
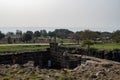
40 30 47 37
34 31 41 38
22 33 32 42
112 30 120 43
26 31 33 36
16 30 22 36
67 33 75 39
16 30 22 42
100 32 112 40
48 31 55 38
0 31 5 40
74 32 81 44
82 40 94 54
7 36 12 44
54 29 73 39
6 32 14 37
80 30 98 40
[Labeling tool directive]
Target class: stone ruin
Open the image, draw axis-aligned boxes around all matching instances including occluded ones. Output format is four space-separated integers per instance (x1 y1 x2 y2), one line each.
0 43 81 69
0 51 50 68
84 48 120 62
0 43 120 69
49 42 81 69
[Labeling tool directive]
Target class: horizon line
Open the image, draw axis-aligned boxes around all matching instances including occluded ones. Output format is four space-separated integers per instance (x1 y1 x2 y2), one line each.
0 26 119 33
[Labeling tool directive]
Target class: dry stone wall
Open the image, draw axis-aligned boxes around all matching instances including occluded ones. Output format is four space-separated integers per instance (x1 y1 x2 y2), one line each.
0 51 50 68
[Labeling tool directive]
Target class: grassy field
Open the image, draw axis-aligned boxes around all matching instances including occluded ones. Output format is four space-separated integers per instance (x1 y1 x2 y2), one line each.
0 44 49 52
0 43 120 52
0 43 76 52
91 43 120 50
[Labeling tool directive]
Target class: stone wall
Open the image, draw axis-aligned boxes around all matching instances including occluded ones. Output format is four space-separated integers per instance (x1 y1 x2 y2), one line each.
49 43 81 69
70 48 120 62
0 51 50 68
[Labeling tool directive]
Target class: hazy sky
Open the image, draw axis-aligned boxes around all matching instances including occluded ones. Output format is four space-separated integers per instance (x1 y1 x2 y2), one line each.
0 0 120 32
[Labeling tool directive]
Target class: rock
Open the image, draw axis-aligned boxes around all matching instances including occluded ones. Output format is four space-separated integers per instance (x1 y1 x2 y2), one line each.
5 65 10 68
16 75 23 80
114 70 120 75
24 67 35 74
3 78 9 80
23 61 34 67
11 64 20 69
0 73 6 76
45 75 50 79
96 69 106 76
102 63 113 68
90 74 97 78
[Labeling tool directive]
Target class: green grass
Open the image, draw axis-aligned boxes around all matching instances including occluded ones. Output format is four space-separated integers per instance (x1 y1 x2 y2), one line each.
54 38 74 43
0 44 49 52
91 43 120 50
0 43 119 52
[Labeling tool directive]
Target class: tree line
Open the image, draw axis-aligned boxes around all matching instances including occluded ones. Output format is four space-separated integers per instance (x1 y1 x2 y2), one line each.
0 29 120 43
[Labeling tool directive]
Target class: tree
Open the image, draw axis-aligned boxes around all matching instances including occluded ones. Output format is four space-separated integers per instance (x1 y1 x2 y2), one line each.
112 30 120 43
6 32 14 37
48 31 55 38
34 31 41 38
0 31 5 40
16 30 22 36
22 33 32 42
74 32 81 44
54 29 73 39
100 32 111 40
7 36 12 44
16 30 22 42
80 30 98 40
82 40 94 54
67 33 75 39
40 30 47 37
26 31 33 36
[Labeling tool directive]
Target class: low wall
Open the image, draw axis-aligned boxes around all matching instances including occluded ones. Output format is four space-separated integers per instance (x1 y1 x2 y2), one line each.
0 51 50 68
73 48 120 62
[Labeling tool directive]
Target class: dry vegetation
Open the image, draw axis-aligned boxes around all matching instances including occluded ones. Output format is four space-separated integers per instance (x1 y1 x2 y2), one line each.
0 60 120 80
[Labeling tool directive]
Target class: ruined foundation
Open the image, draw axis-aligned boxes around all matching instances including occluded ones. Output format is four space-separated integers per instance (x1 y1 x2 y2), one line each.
0 43 120 69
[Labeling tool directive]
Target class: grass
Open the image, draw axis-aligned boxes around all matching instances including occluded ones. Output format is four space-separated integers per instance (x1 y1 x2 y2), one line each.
0 42 119 52
91 43 120 50
0 44 49 52
51 37 74 43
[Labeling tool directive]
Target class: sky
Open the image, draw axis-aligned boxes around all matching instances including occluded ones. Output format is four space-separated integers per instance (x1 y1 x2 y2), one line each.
0 0 120 33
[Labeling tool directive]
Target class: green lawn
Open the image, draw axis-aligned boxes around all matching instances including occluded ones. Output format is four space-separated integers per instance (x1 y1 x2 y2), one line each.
91 43 120 50
0 44 49 52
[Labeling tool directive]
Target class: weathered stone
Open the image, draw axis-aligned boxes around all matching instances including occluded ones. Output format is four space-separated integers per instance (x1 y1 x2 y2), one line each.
3 78 9 80
90 74 97 78
11 64 20 69
0 73 6 76
102 63 113 68
96 69 106 76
